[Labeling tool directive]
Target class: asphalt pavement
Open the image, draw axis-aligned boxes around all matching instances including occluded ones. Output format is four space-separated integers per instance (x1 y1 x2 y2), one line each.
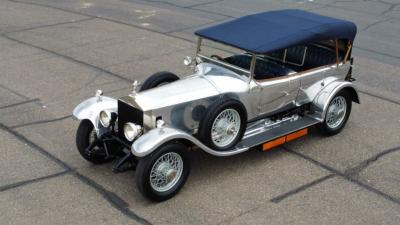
0 0 400 224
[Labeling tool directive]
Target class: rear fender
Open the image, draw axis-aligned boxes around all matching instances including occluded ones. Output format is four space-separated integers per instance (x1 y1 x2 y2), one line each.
311 81 360 121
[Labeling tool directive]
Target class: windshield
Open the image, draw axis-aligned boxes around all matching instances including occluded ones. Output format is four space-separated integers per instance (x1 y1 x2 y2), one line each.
196 38 251 77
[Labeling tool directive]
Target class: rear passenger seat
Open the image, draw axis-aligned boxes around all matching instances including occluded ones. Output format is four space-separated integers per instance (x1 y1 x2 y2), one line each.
284 45 341 71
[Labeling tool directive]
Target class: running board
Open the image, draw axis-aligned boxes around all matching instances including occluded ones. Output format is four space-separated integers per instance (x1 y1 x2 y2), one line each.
131 114 321 158
234 115 320 150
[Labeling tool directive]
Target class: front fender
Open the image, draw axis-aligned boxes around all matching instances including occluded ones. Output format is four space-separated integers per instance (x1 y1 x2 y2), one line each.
72 96 117 132
131 127 249 157
311 81 360 121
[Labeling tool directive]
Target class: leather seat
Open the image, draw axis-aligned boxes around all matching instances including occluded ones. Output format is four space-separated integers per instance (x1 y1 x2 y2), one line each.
285 45 340 70
254 60 294 79
225 55 252 70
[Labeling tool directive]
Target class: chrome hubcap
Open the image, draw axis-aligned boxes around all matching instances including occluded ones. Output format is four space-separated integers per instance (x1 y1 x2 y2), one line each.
211 109 241 148
326 96 347 129
150 152 183 192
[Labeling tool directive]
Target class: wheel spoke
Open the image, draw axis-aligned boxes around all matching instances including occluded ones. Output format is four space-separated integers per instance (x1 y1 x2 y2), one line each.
326 96 347 129
150 152 183 192
211 109 241 148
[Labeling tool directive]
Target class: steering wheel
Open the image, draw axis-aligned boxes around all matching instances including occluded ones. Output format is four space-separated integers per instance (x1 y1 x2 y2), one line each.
210 55 226 62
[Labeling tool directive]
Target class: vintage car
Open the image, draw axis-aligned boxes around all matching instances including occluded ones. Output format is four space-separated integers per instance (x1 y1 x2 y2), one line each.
73 9 359 201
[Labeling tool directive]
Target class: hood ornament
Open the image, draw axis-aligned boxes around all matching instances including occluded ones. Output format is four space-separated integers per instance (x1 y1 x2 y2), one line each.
130 80 140 97
95 89 103 102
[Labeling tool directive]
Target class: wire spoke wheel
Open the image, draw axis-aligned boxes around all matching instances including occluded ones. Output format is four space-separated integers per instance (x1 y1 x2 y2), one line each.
198 98 246 150
149 152 184 192
211 109 241 148
136 143 189 201
326 96 347 129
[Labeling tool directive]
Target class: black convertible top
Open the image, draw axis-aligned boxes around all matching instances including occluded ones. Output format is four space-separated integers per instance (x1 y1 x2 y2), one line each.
195 9 357 54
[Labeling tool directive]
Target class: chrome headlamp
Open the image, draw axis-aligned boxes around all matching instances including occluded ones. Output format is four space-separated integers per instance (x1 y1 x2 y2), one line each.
99 110 112 127
124 122 142 141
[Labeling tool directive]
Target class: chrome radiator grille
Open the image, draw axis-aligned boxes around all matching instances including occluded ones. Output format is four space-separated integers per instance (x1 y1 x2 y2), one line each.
117 100 143 141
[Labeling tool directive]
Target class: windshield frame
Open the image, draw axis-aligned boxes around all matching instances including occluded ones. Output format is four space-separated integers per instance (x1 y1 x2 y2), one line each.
195 37 255 78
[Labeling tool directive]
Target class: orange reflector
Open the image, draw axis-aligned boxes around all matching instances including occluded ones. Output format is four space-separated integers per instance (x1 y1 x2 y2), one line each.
262 136 286 151
262 128 308 151
286 128 308 142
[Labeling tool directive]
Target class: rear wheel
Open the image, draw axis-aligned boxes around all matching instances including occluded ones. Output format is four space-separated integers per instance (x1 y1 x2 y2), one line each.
318 90 352 135
76 120 113 164
135 142 190 202
140 71 179 91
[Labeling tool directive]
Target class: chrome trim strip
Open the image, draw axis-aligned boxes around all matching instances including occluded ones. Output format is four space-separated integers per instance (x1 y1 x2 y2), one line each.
283 49 287 63
300 46 308 66
250 54 257 77
196 37 202 55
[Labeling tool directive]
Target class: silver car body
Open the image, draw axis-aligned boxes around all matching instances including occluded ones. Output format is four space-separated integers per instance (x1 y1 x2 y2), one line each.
73 39 360 158
74 63 359 155
126 60 359 156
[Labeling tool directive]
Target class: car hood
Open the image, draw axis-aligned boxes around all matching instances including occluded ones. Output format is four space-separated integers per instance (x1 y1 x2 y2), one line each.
120 63 249 111
126 75 218 111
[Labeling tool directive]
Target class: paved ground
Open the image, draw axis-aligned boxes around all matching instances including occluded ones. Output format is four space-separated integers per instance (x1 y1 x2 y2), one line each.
0 0 399 224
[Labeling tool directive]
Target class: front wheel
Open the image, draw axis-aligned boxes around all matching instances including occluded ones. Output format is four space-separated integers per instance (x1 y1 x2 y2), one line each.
135 142 190 202
76 120 113 164
318 90 352 136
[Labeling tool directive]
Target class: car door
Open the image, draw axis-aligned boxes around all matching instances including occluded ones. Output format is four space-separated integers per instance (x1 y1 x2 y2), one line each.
295 62 350 106
295 66 330 106
251 76 300 116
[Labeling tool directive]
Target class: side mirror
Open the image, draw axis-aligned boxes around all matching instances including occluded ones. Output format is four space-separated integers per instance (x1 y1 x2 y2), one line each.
183 56 193 66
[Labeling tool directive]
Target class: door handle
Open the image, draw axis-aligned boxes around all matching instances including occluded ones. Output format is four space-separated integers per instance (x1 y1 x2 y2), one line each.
251 85 262 92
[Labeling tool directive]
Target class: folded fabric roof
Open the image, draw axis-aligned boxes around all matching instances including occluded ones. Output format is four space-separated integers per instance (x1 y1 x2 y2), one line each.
195 9 357 54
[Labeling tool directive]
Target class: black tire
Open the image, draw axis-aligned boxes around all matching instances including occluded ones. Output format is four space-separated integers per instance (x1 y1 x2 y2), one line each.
198 98 247 150
140 71 179 91
136 142 190 202
317 90 352 136
76 120 113 164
